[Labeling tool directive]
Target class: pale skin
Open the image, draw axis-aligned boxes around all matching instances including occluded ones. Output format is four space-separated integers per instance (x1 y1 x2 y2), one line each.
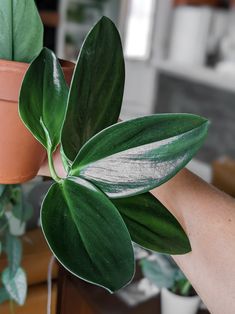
39 150 235 314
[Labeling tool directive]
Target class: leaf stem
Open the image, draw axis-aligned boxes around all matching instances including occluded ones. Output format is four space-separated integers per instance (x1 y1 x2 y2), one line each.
47 149 61 183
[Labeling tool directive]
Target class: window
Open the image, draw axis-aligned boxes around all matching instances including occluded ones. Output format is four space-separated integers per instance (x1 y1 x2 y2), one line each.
124 0 156 60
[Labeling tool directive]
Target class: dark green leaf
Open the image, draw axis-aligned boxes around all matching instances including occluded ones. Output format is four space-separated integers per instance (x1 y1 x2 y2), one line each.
41 178 134 292
61 16 125 162
113 192 191 255
0 0 43 62
71 114 209 198
2 267 27 305
19 48 69 152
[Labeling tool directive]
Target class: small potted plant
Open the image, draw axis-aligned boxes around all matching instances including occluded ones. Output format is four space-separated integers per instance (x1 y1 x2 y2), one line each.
0 0 74 184
18 14 209 293
141 254 201 314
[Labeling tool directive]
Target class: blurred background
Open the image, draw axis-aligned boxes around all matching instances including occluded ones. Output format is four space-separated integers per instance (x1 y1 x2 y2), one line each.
1 1 235 313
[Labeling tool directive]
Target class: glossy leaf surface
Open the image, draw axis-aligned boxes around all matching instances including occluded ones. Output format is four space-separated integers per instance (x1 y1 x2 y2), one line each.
113 192 191 255
19 48 69 151
71 114 209 198
41 178 134 292
61 17 125 162
0 0 43 62
2 267 27 305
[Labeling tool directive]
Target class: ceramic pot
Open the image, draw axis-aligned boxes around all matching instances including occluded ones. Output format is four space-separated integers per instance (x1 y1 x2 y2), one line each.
161 288 201 314
0 59 74 184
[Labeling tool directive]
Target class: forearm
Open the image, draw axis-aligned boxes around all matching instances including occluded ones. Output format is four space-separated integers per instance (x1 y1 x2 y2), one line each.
151 169 235 314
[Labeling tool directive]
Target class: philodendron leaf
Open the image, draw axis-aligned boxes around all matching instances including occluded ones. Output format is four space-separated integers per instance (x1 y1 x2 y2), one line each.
19 48 69 152
61 17 125 162
113 192 191 255
0 0 43 62
71 114 209 198
2 267 27 305
41 178 134 292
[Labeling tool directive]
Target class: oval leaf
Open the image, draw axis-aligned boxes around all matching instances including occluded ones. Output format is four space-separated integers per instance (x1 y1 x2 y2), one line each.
61 16 125 162
19 48 69 151
0 0 43 62
71 114 209 198
2 267 27 306
113 193 191 255
41 178 134 292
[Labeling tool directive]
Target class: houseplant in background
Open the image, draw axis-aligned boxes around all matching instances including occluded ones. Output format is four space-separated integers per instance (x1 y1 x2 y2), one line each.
0 184 33 306
141 254 201 314
18 13 209 294
0 0 44 308
0 0 208 304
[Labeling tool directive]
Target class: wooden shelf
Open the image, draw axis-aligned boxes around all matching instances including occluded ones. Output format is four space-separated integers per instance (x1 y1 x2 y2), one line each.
157 61 235 92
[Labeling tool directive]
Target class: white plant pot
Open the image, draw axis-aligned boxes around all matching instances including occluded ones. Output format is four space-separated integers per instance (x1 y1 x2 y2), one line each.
161 288 200 314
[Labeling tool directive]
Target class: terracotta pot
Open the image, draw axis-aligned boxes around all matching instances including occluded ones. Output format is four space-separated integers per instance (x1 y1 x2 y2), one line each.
0 58 74 184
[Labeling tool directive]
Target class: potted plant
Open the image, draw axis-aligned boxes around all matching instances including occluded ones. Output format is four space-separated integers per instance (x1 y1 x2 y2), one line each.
141 254 201 314
0 184 34 306
1 0 209 303
0 0 74 184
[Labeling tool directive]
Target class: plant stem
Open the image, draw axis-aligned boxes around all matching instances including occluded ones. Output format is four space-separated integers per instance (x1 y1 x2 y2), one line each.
47 149 61 183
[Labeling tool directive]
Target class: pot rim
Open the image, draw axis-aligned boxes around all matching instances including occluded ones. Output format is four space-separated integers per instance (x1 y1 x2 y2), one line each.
0 57 75 71
162 288 199 300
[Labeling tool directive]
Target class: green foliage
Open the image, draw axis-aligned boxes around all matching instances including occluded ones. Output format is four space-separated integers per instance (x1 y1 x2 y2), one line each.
71 114 208 198
19 17 209 292
2 267 27 305
41 178 134 292
0 0 43 62
61 16 125 164
19 48 69 153
113 193 191 255
0 185 33 306
141 254 193 296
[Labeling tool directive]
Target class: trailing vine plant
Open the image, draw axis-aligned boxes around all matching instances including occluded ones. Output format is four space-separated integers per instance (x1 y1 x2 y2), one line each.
0 185 33 305
0 0 43 306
